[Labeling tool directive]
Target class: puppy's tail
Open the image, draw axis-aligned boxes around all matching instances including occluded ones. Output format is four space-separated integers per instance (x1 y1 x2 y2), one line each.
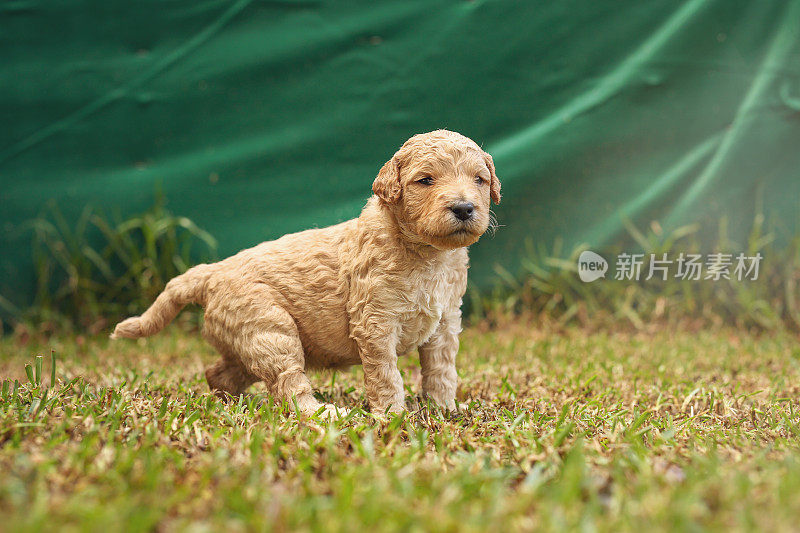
110 264 212 340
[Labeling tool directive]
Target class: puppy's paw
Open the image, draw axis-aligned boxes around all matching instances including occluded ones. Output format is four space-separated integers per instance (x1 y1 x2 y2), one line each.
437 399 458 412
307 402 350 420
369 403 406 423
422 393 457 412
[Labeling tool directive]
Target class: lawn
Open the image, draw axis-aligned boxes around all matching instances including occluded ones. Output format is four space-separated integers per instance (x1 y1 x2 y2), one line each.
1 319 799 532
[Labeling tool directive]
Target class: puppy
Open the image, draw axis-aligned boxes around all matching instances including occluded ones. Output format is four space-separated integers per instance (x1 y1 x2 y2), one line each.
111 130 501 415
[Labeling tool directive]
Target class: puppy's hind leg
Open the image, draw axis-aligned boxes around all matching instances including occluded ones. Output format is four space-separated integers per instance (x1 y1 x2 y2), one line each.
241 307 346 418
205 359 257 400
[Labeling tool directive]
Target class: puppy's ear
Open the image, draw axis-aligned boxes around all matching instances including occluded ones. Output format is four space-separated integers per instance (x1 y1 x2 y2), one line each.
484 152 501 204
372 157 402 204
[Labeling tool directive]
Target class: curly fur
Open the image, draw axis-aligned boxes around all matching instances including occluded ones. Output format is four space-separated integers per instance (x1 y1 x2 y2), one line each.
111 130 501 415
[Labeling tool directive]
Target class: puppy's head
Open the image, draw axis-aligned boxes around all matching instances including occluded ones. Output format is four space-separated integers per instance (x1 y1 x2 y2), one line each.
372 130 501 250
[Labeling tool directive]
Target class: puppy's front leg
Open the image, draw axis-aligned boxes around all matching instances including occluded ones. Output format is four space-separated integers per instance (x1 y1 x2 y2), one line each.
356 334 405 414
418 311 460 410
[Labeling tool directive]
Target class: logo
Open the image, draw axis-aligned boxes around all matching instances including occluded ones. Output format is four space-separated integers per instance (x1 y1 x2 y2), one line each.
578 250 608 282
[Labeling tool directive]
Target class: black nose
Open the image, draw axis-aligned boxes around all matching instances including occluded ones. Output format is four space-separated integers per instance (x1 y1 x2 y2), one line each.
450 202 475 221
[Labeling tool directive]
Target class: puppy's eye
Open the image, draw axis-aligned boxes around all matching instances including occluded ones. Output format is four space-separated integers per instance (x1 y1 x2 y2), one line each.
416 176 434 186
475 175 487 185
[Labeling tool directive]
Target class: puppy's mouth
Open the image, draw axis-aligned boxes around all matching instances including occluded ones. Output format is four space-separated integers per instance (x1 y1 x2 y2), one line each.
447 218 484 237
449 227 476 237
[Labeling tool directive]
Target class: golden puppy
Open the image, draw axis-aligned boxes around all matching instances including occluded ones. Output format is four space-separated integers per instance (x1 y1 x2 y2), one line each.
111 130 501 415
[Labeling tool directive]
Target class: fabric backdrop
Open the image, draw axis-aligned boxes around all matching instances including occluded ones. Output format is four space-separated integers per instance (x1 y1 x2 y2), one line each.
2 0 799 310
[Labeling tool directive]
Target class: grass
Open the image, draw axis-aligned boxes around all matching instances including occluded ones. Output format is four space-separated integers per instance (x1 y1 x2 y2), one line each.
1 319 799 531
469 215 800 333
0 193 216 334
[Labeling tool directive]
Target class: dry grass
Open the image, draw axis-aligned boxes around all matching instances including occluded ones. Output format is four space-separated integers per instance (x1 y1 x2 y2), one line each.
1 319 799 531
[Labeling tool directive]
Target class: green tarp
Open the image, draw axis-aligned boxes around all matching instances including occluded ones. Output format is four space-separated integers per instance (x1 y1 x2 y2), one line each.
2 0 800 310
